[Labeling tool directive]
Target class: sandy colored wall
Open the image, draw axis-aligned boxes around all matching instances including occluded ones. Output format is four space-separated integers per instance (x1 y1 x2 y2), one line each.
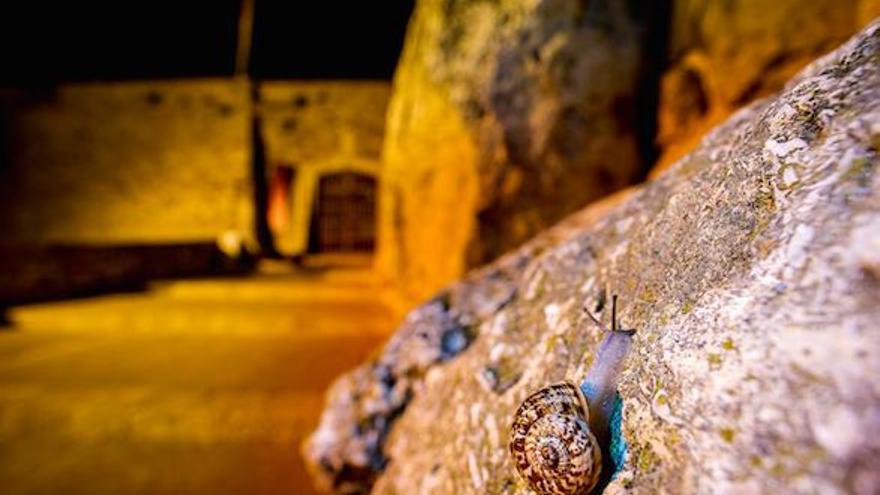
655 0 880 173
0 79 253 246
259 81 388 168
258 81 390 255
378 0 652 309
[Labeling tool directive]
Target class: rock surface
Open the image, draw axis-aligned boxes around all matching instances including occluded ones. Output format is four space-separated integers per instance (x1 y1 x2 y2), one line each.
378 0 660 305
656 0 880 172
307 20 880 495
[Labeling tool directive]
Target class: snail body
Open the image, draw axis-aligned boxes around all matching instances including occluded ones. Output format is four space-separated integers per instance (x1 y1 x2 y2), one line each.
509 296 635 495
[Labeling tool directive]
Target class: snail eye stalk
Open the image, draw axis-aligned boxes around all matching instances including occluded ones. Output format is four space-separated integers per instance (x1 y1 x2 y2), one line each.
611 294 617 332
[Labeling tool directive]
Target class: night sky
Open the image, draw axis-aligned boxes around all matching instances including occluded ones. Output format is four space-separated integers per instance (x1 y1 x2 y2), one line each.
0 0 414 85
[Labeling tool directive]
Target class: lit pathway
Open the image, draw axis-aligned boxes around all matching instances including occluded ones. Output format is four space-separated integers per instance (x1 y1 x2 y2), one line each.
0 268 393 495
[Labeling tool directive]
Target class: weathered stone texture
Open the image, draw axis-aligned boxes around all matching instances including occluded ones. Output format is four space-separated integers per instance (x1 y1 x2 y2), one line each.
656 0 880 172
258 81 389 255
307 21 880 494
379 0 653 305
260 81 389 167
0 80 252 245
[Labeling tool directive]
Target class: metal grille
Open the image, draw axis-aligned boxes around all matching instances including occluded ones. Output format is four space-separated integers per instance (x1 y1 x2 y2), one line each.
307 172 376 253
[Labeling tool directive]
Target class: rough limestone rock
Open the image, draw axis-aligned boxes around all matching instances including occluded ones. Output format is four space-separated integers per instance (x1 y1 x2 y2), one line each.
307 22 880 494
379 0 660 305
656 0 880 172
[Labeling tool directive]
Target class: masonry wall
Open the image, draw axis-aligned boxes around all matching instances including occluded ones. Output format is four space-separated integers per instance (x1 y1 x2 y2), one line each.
0 79 252 246
258 81 390 255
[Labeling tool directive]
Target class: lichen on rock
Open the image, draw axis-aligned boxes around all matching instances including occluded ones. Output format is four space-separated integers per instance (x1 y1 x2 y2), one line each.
306 20 880 495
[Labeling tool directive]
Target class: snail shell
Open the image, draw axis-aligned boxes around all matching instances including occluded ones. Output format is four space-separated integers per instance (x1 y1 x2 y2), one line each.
509 382 602 495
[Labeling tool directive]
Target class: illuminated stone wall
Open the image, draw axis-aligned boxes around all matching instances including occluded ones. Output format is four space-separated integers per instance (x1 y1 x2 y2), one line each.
0 79 252 246
379 0 652 308
0 79 391 259
258 81 390 255
655 0 880 173
306 21 880 493
379 0 880 311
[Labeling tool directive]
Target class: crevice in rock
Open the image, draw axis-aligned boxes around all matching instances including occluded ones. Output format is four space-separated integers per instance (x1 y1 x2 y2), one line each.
733 51 796 106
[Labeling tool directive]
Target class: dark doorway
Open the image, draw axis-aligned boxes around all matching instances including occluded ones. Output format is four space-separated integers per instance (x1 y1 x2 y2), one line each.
307 172 376 254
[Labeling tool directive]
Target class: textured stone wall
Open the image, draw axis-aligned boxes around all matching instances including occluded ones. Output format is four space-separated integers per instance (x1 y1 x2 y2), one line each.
0 79 391 258
379 0 655 307
260 81 389 170
379 0 880 312
306 21 880 494
259 81 390 255
655 0 880 173
0 79 253 246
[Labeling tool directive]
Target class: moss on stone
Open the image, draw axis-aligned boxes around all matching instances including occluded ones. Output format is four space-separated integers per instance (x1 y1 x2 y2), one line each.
840 156 874 186
722 338 736 351
636 443 658 472
719 427 736 443
681 299 694 314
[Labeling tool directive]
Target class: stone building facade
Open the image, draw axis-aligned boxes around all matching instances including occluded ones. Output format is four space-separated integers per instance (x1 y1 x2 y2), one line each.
0 79 390 261
258 81 389 258
0 79 253 246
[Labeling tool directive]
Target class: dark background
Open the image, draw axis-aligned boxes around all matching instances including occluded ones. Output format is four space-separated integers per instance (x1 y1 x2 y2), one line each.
0 0 414 85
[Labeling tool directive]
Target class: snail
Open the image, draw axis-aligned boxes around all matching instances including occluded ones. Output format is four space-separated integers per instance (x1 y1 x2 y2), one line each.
509 295 636 495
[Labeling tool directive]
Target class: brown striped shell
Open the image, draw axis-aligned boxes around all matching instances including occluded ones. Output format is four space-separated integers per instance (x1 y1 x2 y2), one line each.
509 382 601 495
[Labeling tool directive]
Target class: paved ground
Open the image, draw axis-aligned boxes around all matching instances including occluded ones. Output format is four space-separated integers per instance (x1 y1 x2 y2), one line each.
0 268 393 495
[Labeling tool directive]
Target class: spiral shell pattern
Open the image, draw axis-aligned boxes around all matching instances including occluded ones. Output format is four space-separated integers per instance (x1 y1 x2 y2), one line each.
509 382 601 495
